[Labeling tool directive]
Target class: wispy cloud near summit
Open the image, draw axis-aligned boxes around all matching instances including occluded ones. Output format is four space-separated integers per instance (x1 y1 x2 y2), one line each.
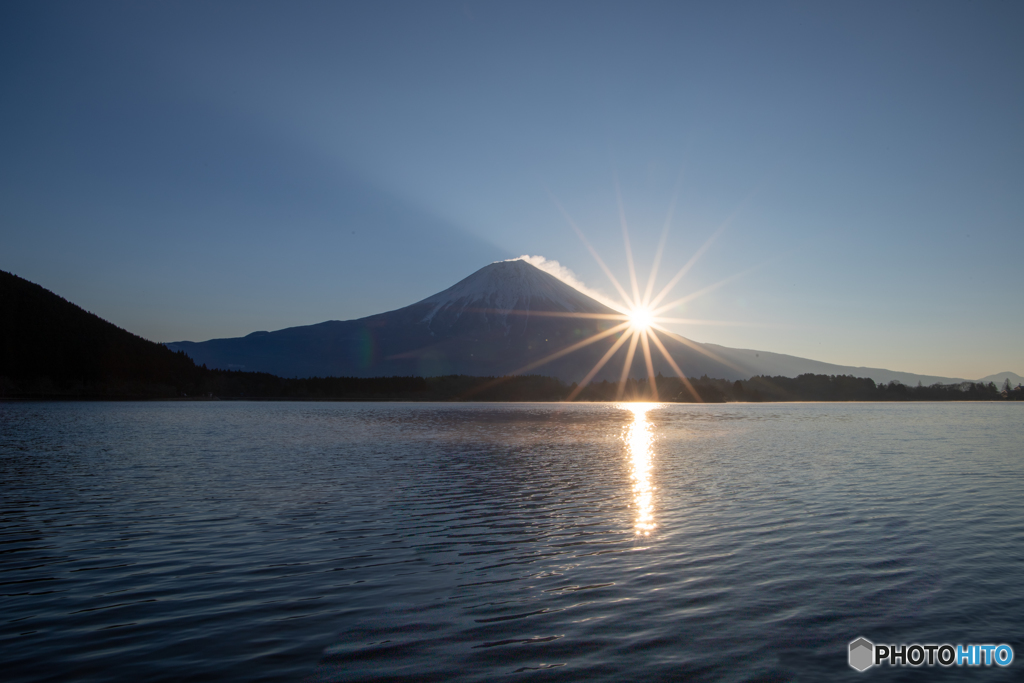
506 255 623 312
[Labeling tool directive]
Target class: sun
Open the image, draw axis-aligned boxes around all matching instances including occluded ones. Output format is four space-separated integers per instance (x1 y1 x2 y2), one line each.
628 307 653 331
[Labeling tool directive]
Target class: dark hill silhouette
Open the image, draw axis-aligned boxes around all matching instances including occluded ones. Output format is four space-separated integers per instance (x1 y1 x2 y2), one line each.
0 269 203 397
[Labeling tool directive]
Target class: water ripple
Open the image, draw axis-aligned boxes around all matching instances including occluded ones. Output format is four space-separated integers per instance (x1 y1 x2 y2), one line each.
1 401 1021 682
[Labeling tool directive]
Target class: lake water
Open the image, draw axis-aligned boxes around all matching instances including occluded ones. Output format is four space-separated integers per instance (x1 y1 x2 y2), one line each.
1 401 1021 682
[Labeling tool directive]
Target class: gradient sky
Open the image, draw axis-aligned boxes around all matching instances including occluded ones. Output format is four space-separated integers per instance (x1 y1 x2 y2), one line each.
2 0 1021 380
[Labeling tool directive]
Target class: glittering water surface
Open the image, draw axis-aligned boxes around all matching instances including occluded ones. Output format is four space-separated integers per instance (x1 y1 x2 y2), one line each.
1 401 1022 682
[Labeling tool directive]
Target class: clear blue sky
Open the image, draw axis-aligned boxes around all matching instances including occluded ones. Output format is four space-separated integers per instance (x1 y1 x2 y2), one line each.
2 1 1021 379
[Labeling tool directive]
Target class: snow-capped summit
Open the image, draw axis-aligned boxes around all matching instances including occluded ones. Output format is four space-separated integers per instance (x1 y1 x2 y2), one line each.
418 260 613 323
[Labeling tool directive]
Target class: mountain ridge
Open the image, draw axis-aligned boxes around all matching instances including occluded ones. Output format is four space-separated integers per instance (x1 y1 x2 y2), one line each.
167 260 635 380
976 371 1024 387
166 260 1009 386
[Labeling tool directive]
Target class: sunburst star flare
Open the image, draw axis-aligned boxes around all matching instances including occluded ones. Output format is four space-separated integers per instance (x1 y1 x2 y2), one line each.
491 193 756 401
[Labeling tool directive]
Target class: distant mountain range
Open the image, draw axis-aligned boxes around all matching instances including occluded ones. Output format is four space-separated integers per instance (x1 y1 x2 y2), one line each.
166 260 1016 386
976 371 1024 387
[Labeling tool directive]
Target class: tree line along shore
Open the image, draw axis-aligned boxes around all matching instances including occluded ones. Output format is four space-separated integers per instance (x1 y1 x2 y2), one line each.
2 268 1020 402
3 369 1021 403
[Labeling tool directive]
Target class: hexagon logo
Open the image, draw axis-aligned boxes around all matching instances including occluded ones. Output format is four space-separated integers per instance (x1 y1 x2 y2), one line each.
849 637 874 672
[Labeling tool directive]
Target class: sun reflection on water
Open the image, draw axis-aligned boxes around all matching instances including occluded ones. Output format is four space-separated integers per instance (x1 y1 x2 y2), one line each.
622 403 658 536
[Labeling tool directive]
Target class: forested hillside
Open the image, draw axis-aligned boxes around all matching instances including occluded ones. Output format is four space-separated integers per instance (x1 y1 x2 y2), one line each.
1 270 203 397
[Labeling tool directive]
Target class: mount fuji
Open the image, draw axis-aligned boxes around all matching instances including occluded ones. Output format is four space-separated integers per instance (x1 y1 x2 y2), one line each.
166 260 970 386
